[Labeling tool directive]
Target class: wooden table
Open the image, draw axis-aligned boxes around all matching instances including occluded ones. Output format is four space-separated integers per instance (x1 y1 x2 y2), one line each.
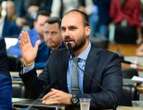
136 84 143 94
108 43 139 56
12 98 65 109
117 106 143 110
12 98 143 110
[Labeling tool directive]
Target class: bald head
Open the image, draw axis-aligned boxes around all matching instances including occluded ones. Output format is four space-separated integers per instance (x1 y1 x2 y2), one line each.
63 9 89 27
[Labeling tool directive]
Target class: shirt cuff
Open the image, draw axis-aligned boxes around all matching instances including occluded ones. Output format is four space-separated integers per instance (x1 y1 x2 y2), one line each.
22 62 35 74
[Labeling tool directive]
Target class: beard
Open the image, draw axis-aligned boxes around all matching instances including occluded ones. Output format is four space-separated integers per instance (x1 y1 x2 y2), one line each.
72 37 86 52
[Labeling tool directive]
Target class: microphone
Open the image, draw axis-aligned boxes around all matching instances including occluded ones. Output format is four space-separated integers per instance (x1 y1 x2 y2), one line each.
121 58 143 71
122 60 132 64
67 44 118 110
119 55 132 64
116 52 140 65
66 43 74 58
119 55 143 69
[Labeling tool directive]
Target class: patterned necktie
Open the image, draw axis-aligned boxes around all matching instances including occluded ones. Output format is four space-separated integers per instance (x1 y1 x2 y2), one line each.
71 57 80 95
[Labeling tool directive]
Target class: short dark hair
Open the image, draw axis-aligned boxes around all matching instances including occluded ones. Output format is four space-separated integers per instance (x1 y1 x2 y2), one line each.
64 9 89 26
35 10 50 21
45 17 61 27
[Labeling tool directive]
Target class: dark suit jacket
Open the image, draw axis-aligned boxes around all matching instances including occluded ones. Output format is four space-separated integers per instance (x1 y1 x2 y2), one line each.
20 42 122 110
0 38 12 109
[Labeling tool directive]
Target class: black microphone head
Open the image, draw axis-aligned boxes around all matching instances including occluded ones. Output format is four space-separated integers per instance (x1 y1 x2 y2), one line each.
65 43 74 57
116 53 132 64
67 42 72 49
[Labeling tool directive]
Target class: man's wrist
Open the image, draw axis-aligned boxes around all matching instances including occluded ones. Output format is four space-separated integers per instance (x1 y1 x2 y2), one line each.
70 94 79 105
20 62 35 74
23 61 34 67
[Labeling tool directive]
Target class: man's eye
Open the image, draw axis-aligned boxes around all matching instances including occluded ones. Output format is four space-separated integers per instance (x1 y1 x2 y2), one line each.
51 32 57 35
61 27 66 32
69 26 77 30
44 32 49 34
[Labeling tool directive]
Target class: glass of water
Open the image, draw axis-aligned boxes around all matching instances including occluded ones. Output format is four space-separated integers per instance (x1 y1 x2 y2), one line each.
80 98 91 110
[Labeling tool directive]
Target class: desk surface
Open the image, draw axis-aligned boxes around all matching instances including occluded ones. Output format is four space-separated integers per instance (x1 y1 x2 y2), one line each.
13 98 65 109
136 84 143 93
117 106 143 110
108 43 139 56
13 98 143 110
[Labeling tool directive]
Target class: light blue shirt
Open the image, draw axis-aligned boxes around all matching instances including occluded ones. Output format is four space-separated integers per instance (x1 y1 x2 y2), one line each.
67 42 91 94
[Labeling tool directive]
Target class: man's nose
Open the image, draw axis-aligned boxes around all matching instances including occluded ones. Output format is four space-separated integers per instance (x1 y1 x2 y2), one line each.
47 34 52 40
64 29 70 36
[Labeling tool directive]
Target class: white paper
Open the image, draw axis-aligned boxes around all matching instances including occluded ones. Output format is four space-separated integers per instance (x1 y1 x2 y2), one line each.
4 38 18 49
132 76 143 83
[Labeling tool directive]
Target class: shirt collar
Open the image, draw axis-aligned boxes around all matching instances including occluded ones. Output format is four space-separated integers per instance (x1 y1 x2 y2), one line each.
77 41 91 61
69 41 91 61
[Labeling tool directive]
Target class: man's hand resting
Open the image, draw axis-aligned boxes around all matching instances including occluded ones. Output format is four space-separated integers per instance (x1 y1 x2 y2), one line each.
42 88 72 105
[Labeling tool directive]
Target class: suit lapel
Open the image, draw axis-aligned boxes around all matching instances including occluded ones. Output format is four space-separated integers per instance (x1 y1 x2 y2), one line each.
59 49 70 92
83 43 99 93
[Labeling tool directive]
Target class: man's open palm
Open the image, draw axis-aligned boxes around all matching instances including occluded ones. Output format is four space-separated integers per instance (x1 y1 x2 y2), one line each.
19 31 41 65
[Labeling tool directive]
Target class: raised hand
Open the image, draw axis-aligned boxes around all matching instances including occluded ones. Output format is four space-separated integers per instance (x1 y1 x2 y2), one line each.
42 88 72 105
19 31 41 65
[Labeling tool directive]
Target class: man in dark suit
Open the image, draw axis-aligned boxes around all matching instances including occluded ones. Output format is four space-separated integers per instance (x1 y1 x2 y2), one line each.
0 38 12 109
19 9 122 110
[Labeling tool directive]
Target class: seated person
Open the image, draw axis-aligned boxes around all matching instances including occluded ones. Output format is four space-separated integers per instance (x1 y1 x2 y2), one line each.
19 9 122 110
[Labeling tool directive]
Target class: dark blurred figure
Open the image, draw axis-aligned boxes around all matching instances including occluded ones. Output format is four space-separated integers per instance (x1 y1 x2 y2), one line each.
0 0 21 37
0 38 12 109
90 0 111 39
110 0 142 44
24 0 52 28
13 0 26 17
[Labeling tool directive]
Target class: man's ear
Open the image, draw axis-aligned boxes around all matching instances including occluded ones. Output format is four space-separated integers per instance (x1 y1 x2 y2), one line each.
85 26 91 36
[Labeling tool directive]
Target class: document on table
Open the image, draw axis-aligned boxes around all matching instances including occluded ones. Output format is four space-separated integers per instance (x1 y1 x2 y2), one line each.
132 76 143 83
